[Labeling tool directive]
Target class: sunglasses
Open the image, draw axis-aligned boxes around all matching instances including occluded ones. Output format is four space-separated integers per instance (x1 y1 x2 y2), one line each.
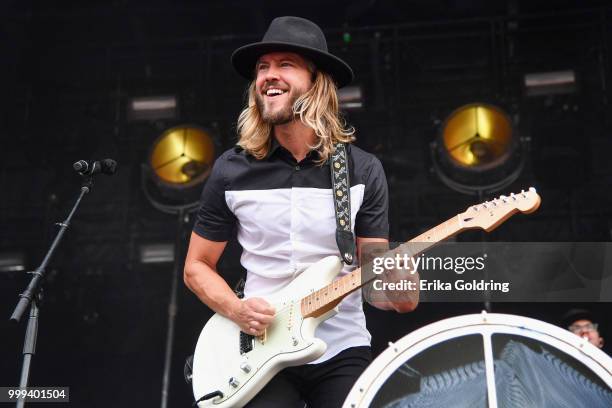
568 322 599 334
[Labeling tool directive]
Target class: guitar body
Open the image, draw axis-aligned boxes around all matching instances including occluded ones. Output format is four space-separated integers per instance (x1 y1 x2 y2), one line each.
192 256 344 407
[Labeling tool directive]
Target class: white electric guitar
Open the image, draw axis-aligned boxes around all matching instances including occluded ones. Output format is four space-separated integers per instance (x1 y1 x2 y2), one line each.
191 188 541 407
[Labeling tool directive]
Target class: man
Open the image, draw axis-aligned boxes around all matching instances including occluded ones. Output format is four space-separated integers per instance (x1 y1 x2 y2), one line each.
184 16 418 407
562 308 605 349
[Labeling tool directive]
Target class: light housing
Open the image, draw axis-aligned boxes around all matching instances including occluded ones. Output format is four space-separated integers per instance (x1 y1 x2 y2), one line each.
139 243 174 264
338 85 364 110
524 70 576 97
128 95 177 121
142 124 216 214
431 103 525 194
149 125 215 188
0 252 25 273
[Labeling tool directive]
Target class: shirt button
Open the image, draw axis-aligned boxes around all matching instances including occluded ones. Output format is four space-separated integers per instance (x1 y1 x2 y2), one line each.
295 165 300 171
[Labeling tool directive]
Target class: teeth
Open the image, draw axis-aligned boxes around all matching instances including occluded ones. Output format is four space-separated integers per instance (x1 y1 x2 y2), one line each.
266 89 285 96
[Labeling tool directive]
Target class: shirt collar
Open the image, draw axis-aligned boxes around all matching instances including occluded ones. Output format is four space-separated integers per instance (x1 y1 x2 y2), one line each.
265 136 282 159
265 136 320 164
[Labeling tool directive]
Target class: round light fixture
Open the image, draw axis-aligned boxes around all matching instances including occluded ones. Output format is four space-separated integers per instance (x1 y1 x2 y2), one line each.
442 103 513 169
432 103 524 194
143 125 216 214
149 125 215 188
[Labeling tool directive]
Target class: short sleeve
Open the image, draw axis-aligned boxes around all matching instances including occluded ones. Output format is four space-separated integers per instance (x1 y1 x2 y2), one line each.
193 156 236 241
354 156 389 239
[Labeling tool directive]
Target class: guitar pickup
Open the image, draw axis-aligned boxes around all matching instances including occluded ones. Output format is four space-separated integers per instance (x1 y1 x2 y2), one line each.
240 331 254 354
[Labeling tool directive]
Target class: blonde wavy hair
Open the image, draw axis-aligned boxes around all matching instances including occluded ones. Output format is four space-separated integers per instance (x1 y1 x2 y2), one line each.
236 70 355 164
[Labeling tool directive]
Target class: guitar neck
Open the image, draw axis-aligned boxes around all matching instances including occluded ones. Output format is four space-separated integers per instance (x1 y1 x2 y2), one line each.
299 187 541 318
300 215 464 318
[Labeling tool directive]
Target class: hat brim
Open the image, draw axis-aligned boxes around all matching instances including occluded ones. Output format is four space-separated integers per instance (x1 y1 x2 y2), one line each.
231 41 354 88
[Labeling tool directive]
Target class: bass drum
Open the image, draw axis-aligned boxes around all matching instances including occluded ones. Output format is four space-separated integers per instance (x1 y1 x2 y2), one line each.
343 312 612 408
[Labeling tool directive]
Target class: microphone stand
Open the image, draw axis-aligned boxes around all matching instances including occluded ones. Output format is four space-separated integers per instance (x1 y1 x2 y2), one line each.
10 174 95 408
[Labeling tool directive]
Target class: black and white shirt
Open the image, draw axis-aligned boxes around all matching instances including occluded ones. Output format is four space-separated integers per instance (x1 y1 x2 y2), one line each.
194 138 389 362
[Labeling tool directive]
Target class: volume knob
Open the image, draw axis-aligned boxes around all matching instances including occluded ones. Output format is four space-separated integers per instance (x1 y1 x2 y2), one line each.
229 377 240 388
240 362 252 373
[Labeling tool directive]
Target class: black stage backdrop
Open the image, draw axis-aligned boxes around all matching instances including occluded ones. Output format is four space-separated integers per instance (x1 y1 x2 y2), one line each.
1 1 611 407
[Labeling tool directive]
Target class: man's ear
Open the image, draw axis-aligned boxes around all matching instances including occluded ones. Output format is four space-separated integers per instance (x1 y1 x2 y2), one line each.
598 336 604 349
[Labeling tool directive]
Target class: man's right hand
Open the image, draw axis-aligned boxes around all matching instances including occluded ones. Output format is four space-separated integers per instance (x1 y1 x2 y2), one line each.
231 297 276 336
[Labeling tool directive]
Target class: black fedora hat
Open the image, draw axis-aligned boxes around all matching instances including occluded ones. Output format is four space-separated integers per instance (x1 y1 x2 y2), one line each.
231 16 354 88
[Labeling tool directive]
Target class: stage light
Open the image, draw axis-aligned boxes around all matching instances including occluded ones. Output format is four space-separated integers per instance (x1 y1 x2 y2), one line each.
139 243 174 264
149 125 215 188
142 124 216 214
338 85 363 110
431 103 525 194
0 252 25 273
524 70 576 97
442 103 513 169
128 95 177 121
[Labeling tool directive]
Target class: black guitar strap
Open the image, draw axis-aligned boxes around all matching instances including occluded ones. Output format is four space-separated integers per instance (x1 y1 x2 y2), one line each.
330 143 355 265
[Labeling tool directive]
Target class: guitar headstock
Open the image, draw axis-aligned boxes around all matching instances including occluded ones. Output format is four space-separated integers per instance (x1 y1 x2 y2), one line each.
459 187 541 232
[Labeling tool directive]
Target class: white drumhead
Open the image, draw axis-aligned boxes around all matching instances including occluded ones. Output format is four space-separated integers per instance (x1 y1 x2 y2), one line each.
344 312 612 408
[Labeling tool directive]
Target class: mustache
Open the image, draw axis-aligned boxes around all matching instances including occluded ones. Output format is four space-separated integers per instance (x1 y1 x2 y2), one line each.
262 81 288 91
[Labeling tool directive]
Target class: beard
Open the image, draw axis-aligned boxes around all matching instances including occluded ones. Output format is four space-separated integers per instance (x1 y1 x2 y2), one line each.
256 87 304 125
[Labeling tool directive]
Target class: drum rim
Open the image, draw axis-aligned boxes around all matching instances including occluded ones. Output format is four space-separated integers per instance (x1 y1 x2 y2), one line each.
343 312 612 408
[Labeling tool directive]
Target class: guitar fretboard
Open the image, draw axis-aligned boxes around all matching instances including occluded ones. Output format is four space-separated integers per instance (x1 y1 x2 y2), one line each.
300 215 462 318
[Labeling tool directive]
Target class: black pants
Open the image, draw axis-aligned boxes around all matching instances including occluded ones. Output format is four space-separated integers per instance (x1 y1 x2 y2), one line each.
245 346 371 408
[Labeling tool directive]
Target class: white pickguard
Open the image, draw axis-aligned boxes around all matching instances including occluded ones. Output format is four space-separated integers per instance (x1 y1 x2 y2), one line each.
192 256 343 408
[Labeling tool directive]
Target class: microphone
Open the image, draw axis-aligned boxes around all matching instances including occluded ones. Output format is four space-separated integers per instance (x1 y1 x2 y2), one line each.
73 159 118 175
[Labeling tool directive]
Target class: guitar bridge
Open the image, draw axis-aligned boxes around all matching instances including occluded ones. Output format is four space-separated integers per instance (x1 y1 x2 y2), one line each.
257 329 267 345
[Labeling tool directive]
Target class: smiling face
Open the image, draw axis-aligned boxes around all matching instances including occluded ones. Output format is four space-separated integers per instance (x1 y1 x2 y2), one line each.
254 52 314 125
